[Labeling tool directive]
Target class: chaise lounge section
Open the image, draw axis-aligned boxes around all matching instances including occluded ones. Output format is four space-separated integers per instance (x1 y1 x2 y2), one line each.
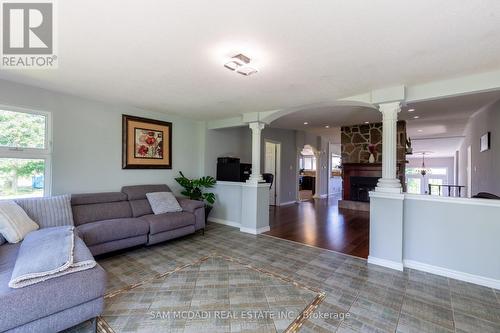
0 184 205 332
0 239 107 333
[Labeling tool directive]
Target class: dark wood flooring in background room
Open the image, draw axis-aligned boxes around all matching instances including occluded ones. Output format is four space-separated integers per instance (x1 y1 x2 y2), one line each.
265 197 370 259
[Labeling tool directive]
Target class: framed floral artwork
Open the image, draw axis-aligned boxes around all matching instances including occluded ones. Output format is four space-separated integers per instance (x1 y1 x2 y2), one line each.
122 115 172 169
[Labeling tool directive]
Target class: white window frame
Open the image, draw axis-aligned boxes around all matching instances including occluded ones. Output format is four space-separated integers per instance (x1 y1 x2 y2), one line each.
0 105 52 197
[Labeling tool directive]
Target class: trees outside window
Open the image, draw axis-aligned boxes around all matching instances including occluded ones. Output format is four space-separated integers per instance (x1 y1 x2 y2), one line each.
0 108 51 199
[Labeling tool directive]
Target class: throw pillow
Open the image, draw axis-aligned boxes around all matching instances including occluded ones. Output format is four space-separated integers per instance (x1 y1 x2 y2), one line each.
15 194 74 228
0 200 39 243
146 192 183 214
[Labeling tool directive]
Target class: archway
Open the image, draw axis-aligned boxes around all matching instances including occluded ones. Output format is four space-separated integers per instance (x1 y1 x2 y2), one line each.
298 144 319 201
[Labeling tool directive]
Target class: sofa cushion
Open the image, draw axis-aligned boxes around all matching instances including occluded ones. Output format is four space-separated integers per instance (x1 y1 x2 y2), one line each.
141 212 195 235
129 199 154 217
0 241 107 332
76 218 149 246
16 194 74 228
122 184 171 200
0 200 39 243
72 201 133 226
71 192 127 206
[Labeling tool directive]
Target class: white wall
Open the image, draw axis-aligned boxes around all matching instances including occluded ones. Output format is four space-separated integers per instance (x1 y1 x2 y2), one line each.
260 127 298 204
407 157 455 184
202 126 251 178
0 79 202 195
403 195 500 288
328 143 342 196
458 99 500 196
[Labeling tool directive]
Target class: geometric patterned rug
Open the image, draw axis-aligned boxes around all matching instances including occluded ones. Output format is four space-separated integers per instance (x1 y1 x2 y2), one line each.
97 255 325 333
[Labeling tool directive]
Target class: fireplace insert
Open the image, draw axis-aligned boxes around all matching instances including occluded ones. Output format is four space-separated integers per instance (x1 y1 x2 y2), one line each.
350 176 379 202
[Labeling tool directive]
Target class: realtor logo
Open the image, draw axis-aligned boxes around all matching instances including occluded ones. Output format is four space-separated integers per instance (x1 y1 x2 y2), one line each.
1 0 57 68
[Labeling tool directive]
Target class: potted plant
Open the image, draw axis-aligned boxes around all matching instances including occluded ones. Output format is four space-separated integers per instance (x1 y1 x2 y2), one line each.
175 171 216 221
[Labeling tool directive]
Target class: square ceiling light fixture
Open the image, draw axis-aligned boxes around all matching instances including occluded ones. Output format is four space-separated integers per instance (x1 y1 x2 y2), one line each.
224 53 258 76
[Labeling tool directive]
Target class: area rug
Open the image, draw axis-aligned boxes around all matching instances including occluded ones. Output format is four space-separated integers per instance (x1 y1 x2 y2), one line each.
97 254 325 333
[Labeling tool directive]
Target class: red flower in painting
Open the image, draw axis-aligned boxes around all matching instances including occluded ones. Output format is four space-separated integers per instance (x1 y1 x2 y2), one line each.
145 136 156 145
137 145 149 156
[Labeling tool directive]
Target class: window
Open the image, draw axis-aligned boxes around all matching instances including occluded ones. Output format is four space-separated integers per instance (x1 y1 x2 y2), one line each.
0 108 51 199
331 154 341 170
300 156 316 171
407 178 421 194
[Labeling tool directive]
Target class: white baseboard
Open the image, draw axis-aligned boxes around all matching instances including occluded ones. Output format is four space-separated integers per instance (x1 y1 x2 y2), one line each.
278 201 297 206
404 260 500 290
240 226 271 235
207 217 240 228
208 218 270 235
368 256 404 271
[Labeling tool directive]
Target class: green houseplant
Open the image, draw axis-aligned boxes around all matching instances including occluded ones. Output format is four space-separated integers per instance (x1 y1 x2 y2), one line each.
175 171 216 220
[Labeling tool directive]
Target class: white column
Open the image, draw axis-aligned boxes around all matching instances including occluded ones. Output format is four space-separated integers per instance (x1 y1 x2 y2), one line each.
248 122 265 183
376 102 402 193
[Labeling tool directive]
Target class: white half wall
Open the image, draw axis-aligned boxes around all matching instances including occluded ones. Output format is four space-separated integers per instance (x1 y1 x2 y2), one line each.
370 191 500 289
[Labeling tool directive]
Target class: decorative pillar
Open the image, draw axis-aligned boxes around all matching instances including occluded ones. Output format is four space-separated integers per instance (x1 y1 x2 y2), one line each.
248 122 265 183
241 121 269 234
376 102 402 193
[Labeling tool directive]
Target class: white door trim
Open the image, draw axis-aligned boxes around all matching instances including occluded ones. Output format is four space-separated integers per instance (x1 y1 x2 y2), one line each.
264 140 281 205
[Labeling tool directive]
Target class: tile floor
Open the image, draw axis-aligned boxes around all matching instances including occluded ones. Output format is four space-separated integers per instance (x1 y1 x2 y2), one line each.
70 223 500 333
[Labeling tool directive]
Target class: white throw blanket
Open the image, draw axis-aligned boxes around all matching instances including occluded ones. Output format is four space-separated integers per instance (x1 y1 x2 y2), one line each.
9 226 96 289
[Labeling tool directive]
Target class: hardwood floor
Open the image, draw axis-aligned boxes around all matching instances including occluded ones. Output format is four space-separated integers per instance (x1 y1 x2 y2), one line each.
265 196 370 258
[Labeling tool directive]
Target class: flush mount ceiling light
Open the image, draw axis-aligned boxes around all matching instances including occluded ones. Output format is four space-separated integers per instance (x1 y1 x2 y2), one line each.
236 66 258 76
325 125 330 128
408 108 416 112
224 53 258 76
413 115 420 119
303 122 309 125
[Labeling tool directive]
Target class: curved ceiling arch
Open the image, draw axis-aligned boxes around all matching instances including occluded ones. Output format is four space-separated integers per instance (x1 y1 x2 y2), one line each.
262 100 378 125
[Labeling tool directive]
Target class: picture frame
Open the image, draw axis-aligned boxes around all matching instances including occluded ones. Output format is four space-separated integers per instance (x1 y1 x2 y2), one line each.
480 132 490 152
122 115 172 169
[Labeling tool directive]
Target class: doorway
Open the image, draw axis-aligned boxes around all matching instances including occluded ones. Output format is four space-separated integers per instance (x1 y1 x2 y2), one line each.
264 141 281 205
298 145 318 201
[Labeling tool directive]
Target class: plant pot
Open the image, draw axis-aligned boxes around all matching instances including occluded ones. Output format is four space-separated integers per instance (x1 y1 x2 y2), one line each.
205 205 213 222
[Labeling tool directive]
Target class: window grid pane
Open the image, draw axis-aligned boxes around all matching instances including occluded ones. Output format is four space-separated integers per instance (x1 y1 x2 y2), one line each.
0 158 45 199
0 109 46 149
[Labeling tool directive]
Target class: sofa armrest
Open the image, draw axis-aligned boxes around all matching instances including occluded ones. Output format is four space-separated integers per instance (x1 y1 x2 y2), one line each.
176 198 205 231
177 198 204 213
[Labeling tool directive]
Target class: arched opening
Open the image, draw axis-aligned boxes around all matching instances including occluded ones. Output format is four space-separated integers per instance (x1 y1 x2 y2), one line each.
264 102 381 259
298 144 319 201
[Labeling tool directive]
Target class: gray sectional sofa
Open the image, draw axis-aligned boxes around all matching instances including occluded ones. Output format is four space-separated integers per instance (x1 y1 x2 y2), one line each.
0 184 205 333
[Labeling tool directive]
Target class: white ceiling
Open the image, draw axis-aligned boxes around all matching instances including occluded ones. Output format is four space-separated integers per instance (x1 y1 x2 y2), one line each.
270 90 500 157
1 0 500 119
404 90 500 157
